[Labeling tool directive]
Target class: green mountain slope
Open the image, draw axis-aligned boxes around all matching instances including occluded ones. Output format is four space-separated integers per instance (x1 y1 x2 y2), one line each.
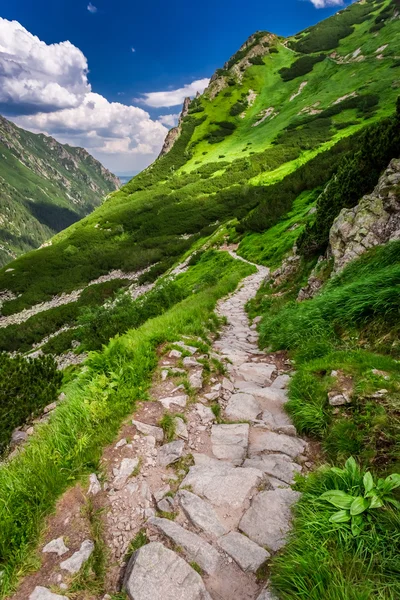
0 115 120 265
0 0 398 349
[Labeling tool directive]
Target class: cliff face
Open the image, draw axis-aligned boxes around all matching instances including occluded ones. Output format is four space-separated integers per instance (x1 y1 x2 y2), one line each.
0 115 119 265
158 97 191 157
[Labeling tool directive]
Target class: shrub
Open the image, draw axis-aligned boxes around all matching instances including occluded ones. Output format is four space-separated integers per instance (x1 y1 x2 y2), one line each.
0 353 62 453
249 56 264 66
279 54 326 82
297 100 400 256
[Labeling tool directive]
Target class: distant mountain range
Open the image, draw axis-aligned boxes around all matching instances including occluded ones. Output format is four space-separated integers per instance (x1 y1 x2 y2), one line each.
0 115 120 266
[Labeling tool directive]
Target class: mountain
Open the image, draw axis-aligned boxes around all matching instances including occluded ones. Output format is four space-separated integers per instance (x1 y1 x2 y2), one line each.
0 115 120 266
1 1 400 598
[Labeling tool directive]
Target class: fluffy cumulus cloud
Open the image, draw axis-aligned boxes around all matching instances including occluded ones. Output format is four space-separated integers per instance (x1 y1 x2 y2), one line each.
87 3 98 14
0 18 90 115
0 17 173 172
139 78 210 108
309 0 344 7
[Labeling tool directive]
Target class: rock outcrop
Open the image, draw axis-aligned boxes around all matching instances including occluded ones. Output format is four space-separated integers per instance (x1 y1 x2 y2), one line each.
158 97 191 157
329 158 400 273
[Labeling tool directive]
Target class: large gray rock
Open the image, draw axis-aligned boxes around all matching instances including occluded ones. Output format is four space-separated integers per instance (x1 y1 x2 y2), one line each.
148 518 220 575
181 454 264 509
195 403 215 424
159 395 188 409
29 588 68 600
236 363 276 385
225 393 261 422
189 370 204 390
113 458 139 490
218 531 270 572
124 542 211 600
260 410 296 436
211 423 249 465
271 375 290 389
243 455 302 485
330 158 400 273
132 420 164 442
249 429 306 459
174 417 189 440
158 440 185 467
42 537 69 556
239 489 300 552
60 539 94 574
88 473 102 495
178 490 227 537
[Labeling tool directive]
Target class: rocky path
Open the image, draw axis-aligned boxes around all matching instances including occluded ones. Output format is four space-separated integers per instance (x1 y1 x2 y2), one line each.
15 254 312 600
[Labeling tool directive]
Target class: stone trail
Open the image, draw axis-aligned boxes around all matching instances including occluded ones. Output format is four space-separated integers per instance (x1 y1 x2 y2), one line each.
16 252 311 600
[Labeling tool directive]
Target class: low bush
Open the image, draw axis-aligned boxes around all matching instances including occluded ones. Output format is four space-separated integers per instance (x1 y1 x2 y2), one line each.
279 54 326 82
0 353 62 453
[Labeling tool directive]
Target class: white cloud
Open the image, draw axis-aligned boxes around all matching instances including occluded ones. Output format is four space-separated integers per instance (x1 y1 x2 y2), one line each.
0 18 90 115
308 0 344 8
131 47 136 53
15 93 168 171
0 17 170 172
139 78 210 108
158 113 180 127
87 3 98 13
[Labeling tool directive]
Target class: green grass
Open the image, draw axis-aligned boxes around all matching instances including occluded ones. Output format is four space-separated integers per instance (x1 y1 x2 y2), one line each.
0 253 254 598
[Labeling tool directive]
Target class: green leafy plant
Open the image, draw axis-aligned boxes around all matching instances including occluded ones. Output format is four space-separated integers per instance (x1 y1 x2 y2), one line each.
320 457 400 536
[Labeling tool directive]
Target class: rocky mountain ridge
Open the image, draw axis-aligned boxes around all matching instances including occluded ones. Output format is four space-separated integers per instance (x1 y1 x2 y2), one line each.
0 115 119 265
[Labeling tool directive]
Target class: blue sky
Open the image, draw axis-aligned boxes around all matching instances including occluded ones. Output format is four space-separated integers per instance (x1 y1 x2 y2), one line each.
0 0 352 174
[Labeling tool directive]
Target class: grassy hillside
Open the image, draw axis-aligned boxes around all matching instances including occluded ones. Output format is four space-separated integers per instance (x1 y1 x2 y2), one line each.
0 116 119 265
0 0 399 353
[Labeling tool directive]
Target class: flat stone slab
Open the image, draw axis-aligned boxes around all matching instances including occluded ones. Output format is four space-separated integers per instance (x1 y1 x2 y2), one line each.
219 531 270 573
225 393 261 422
239 489 301 552
236 363 276 385
243 455 302 485
235 383 287 406
29 588 68 600
211 423 249 465
158 440 185 467
189 370 203 390
249 429 307 459
113 458 139 490
181 454 264 509
60 539 94 574
42 537 69 556
124 542 212 600
148 517 220 575
159 395 188 409
132 420 164 442
178 489 227 537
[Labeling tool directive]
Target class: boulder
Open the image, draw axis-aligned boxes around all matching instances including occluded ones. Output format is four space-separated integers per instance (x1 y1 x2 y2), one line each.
218 531 270 572
189 370 203 390
159 395 188 409
158 440 185 467
174 417 189 440
60 539 94 574
113 458 139 490
124 542 211 600
148 518 220 575
42 537 69 556
195 403 215 424
132 420 164 442
239 489 301 552
88 473 102 495
211 423 249 465
178 490 227 537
